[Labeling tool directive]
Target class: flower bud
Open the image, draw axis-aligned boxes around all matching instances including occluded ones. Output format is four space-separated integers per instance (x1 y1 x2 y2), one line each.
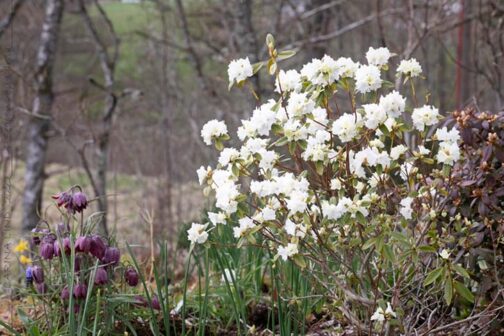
32 265 44 284
90 235 106 260
101 247 120 266
94 267 108 286
73 283 87 299
124 267 139 287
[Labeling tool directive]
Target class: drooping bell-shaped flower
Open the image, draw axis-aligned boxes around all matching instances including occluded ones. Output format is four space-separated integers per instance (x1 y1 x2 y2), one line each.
94 267 108 285
90 235 106 260
101 247 120 266
61 286 70 300
71 192 88 213
73 283 87 299
151 294 161 310
32 265 44 284
39 236 55 260
75 236 91 253
124 267 139 287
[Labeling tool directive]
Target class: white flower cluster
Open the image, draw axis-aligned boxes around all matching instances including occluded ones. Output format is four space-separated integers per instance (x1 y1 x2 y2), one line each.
192 47 463 262
228 57 253 84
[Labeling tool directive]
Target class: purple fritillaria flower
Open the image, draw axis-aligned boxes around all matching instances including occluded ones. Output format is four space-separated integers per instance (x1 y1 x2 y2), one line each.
151 295 161 310
94 267 108 285
54 237 71 257
32 265 44 284
101 247 120 266
133 295 148 307
73 283 87 299
52 191 72 207
61 286 70 300
40 242 54 260
124 268 139 287
75 236 91 253
90 235 106 260
71 192 88 213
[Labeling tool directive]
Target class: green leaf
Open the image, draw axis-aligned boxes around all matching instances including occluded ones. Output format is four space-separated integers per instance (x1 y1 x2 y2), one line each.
315 161 324 175
277 50 296 61
252 62 264 74
452 264 470 279
444 275 453 305
383 245 395 262
232 164 240 177
215 140 224 151
418 245 437 253
423 267 444 286
362 237 376 250
454 280 474 303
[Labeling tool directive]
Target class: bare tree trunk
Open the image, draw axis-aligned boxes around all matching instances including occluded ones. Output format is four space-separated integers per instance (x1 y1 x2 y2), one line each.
21 0 64 232
78 0 120 236
0 0 23 39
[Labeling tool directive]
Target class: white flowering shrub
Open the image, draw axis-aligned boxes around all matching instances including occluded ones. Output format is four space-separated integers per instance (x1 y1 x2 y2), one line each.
189 35 498 332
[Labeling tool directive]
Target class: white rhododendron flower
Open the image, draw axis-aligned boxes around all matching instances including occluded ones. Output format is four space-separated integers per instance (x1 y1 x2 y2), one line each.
379 90 406 118
193 48 467 314
218 148 240 167
390 144 408 160
233 217 256 239
437 141 460 166
366 47 391 67
417 145 431 155
330 178 342 190
439 249 451 260
435 127 460 144
332 113 362 142
411 105 440 131
278 243 299 261
397 58 422 77
335 57 359 78
301 55 340 86
371 303 396 323
187 223 209 244
400 197 414 219
208 212 226 226
275 69 302 93
363 103 387 129
355 64 382 93
228 57 253 84
201 120 228 145
286 92 315 118
197 166 212 185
